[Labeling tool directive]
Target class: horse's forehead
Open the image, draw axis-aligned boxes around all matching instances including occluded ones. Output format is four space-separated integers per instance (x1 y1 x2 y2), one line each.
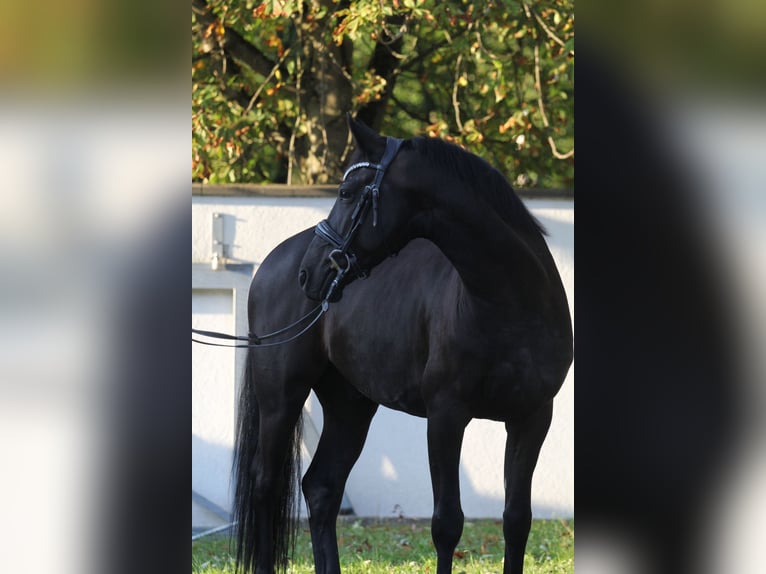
342 162 376 181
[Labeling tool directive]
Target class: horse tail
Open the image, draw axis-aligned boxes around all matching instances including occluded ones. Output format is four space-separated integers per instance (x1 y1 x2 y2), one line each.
233 349 260 573
232 349 304 574
274 407 303 573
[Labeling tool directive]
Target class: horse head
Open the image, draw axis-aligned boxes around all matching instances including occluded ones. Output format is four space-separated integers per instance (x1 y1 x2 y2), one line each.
298 115 415 302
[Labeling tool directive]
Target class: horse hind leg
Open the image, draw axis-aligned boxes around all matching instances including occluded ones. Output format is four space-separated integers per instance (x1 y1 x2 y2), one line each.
301 373 378 574
502 400 553 574
426 404 471 574
251 403 307 573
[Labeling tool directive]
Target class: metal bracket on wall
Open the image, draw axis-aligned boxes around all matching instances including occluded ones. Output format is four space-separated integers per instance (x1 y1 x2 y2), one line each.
212 212 227 258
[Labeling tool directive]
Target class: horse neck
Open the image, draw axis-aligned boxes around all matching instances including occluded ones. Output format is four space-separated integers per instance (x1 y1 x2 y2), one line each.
417 184 551 310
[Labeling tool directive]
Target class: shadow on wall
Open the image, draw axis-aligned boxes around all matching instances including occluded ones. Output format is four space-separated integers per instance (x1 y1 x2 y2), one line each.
192 431 315 529
194 408 571 528
192 433 235 528
342 407 571 520
194 416 519 525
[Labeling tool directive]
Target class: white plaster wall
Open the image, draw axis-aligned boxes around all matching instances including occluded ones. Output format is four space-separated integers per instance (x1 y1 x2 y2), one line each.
191 196 335 266
191 195 573 521
192 289 236 527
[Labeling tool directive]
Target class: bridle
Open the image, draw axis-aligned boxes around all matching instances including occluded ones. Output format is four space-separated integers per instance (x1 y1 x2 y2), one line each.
314 136 404 300
191 136 403 349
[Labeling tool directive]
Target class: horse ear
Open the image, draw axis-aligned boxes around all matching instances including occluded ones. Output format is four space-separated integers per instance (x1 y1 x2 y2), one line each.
346 113 386 157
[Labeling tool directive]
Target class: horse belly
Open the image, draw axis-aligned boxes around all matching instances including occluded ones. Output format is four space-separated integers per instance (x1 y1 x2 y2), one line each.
327 337 428 417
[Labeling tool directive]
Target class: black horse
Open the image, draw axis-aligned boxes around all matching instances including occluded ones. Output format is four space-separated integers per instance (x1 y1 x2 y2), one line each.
233 116 573 574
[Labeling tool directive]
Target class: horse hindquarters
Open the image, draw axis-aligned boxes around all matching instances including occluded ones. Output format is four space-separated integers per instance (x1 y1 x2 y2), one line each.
233 349 309 574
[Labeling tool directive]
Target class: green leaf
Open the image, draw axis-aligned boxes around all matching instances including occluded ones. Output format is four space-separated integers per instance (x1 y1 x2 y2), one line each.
192 0 575 187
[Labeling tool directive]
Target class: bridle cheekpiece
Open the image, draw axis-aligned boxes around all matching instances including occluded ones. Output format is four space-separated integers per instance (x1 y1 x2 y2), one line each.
314 137 403 300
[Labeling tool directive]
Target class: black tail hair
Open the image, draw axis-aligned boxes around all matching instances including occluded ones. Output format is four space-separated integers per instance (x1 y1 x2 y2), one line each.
232 351 304 574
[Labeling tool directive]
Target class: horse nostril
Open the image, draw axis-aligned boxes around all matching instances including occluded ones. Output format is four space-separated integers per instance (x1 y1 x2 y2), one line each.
298 269 308 288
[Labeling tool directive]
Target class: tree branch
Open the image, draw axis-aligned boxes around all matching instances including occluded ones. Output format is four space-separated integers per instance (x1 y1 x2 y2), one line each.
358 14 407 131
213 58 256 110
523 2 573 160
242 44 295 115
532 41 573 160
452 54 464 132
527 4 571 53
192 0 276 78
399 37 453 73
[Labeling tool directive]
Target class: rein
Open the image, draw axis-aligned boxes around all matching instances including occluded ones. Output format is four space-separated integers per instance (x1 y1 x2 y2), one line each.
191 301 328 349
191 135 404 350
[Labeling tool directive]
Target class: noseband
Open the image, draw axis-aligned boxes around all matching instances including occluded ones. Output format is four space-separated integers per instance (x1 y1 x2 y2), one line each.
314 137 403 298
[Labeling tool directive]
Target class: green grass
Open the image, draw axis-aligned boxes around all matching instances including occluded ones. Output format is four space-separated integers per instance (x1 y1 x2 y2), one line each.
192 518 573 573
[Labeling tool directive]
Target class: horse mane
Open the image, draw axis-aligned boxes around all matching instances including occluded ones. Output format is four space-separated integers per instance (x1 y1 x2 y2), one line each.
407 136 547 236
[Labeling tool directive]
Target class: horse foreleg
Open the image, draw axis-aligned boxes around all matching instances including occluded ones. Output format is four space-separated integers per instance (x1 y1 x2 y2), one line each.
301 384 377 574
502 401 553 574
426 406 470 574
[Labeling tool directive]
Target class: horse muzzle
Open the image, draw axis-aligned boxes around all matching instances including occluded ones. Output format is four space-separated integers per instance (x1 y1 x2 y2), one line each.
298 252 347 302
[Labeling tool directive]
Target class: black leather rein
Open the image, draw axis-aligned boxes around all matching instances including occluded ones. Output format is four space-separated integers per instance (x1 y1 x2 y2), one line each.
191 301 328 349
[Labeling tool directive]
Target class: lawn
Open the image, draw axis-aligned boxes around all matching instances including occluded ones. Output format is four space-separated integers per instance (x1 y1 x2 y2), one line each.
192 518 573 573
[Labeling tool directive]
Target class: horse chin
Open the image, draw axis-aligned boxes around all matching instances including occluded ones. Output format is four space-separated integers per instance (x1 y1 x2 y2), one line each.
300 277 324 302
303 265 365 302
303 269 345 303
321 271 348 303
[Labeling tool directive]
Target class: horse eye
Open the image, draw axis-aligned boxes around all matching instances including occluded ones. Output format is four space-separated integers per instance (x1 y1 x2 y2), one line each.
338 187 354 201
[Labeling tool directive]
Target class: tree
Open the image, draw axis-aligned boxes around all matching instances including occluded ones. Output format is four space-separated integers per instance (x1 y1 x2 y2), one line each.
192 0 573 188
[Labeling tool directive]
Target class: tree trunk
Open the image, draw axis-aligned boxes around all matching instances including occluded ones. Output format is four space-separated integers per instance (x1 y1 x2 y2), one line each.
357 16 405 132
294 1 353 184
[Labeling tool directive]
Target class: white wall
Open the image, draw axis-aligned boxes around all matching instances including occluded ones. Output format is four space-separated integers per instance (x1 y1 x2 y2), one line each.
191 194 573 524
192 289 235 527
